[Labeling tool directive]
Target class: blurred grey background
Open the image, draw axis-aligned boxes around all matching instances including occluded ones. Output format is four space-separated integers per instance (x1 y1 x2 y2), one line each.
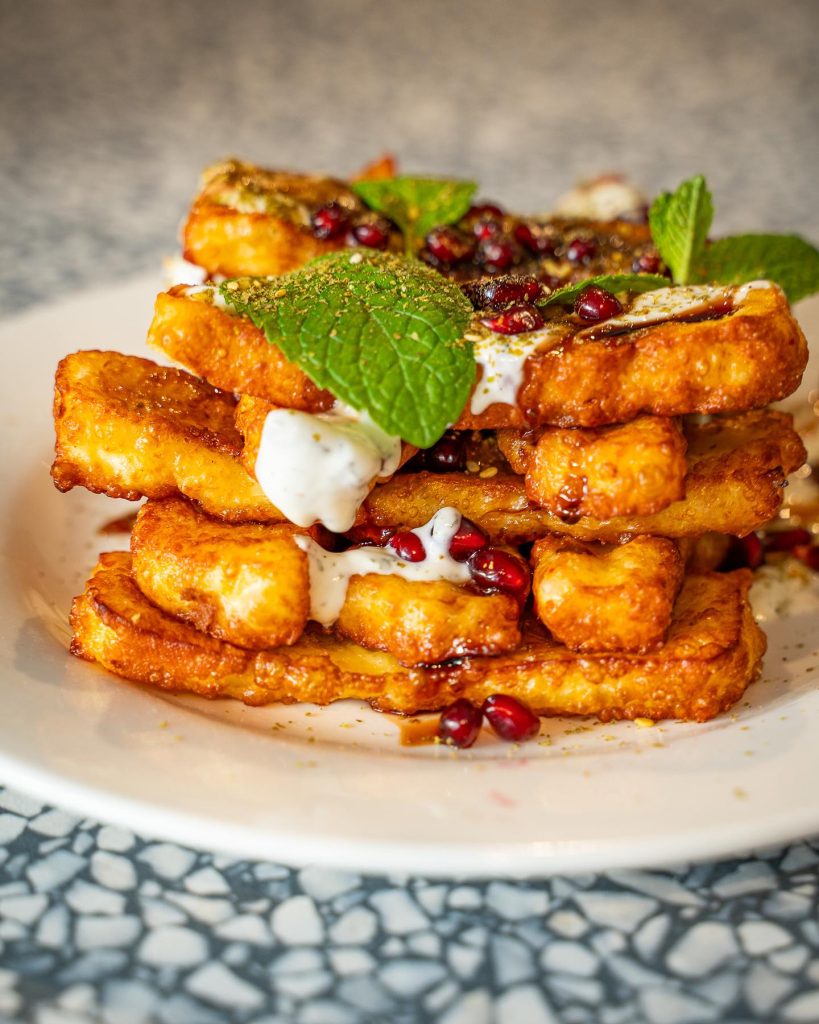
2 0 818 313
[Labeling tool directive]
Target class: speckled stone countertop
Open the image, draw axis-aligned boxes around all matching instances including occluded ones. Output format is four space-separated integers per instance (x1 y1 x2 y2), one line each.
3 1 819 1021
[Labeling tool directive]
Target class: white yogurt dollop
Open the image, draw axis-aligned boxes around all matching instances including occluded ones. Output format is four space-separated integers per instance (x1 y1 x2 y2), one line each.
468 322 567 414
255 404 402 532
296 507 471 626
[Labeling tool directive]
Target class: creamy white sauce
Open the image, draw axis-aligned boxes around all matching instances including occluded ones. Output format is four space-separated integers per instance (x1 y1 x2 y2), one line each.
296 507 471 626
254 404 402 532
750 557 819 624
468 322 567 414
163 256 208 288
180 282 232 311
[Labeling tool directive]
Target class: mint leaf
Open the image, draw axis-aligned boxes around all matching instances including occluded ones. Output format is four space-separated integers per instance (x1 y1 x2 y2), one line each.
538 273 669 308
700 234 819 303
220 251 475 448
351 176 477 254
649 175 713 285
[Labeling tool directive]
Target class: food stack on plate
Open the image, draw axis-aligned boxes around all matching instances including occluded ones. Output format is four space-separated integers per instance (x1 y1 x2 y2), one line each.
51 158 818 745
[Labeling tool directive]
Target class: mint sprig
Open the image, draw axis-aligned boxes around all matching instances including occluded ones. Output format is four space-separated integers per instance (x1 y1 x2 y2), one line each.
649 174 819 301
538 273 670 309
220 251 475 448
699 234 819 304
649 174 713 287
351 176 477 255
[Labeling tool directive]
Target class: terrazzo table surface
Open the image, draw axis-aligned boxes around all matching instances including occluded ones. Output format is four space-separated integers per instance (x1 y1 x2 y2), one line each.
3 1 819 1021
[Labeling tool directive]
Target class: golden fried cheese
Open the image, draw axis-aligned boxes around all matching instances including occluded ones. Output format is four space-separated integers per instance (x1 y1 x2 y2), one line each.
363 411 806 543
183 159 382 278
131 497 520 665
498 415 688 519
531 536 684 653
71 552 765 722
51 351 284 522
148 282 806 430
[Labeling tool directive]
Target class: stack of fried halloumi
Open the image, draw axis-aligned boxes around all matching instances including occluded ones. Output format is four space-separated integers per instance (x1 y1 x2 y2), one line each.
54 160 809 721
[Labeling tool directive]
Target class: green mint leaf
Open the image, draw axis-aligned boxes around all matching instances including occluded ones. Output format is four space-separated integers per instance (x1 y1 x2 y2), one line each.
351 176 477 254
700 234 819 303
538 273 670 308
220 251 475 448
649 174 713 285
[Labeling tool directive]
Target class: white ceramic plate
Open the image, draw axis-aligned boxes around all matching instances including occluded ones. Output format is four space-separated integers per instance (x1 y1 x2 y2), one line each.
1 275 819 878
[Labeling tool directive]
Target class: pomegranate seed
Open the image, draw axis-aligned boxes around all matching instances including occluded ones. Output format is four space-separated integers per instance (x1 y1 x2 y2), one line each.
514 223 557 257
473 219 502 241
802 547 819 572
388 531 426 562
438 698 483 748
467 202 505 220
311 202 349 240
575 285 623 323
468 548 530 600
449 518 489 562
423 227 476 266
633 251 661 274
764 528 812 553
483 275 541 310
425 432 466 473
346 523 394 547
308 525 346 551
566 237 598 264
482 694 540 742
481 303 544 335
721 533 765 571
352 219 389 249
462 275 541 311
477 236 516 273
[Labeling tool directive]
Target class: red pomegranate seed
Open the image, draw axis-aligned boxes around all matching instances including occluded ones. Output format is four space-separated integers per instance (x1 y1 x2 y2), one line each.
633 251 661 274
721 533 765 571
566 237 598 264
311 202 349 240
467 202 505 220
482 694 540 742
802 547 819 572
477 236 516 273
449 518 489 562
481 303 544 335
482 275 541 310
468 548 530 600
575 285 623 323
345 523 394 547
352 219 389 249
438 698 483 748
514 223 557 257
424 227 476 266
425 432 466 473
308 525 346 551
473 219 502 241
388 531 426 562
764 528 812 553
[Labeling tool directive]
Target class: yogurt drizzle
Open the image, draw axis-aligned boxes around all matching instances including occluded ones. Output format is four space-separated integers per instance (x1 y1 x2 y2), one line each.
296 507 471 626
254 404 402 532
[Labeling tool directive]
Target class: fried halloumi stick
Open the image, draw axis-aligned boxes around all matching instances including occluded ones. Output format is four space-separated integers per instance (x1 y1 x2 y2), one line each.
130 497 520 664
149 282 806 429
498 415 688 519
71 552 765 722
51 351 284 522
182 159 387 278
531 536 684 653
131 498 310 649
363 411 806 543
